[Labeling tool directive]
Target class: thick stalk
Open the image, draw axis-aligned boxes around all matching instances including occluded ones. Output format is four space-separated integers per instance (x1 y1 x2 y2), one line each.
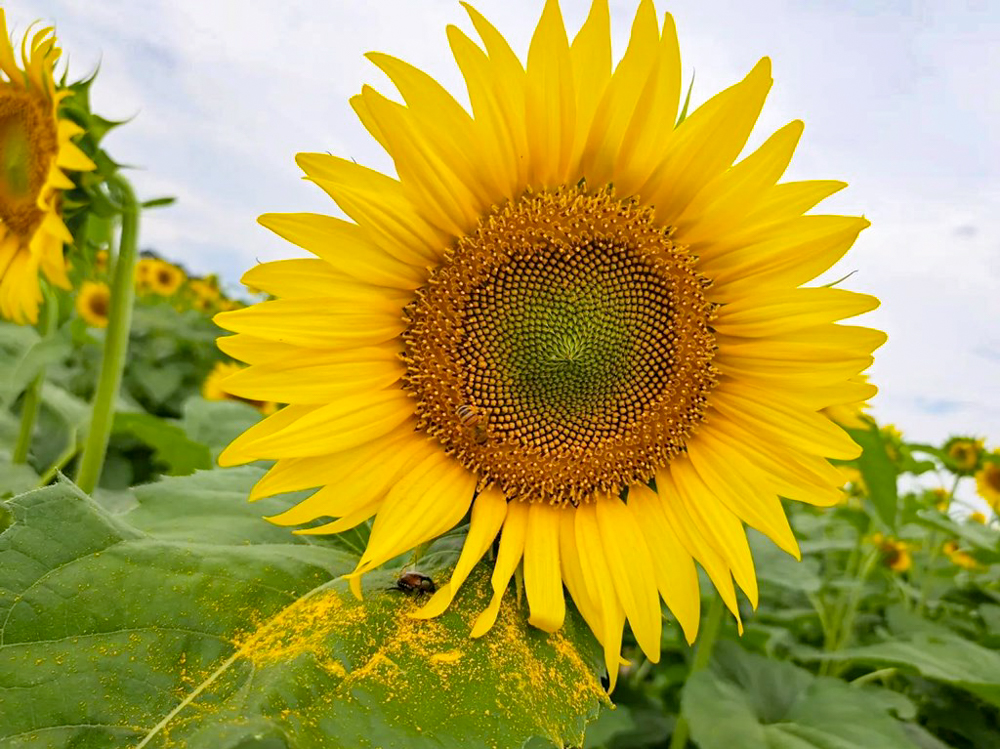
12 286 58 463
669 594 726 749
75 179 139 494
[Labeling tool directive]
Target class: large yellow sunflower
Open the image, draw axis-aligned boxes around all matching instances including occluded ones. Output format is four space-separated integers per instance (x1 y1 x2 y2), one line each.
0 11 95 324
215 0 883 688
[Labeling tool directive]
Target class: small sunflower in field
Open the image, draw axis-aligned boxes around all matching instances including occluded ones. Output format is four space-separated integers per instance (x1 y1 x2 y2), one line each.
930 487 950 513
147 259 184 296
974 452 1000 511
870 533 911 573
945 436 983 475
0 11 96 324
968 511 988 525
216 0 882 686
203 360 277 414
942 541 980 571
75 280 109 328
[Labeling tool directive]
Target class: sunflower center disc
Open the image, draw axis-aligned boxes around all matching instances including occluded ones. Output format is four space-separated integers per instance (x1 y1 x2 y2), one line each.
0 90 58 237
402 187 717 505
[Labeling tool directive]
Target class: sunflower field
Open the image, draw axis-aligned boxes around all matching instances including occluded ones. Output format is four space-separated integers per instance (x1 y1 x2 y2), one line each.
1 3 999 749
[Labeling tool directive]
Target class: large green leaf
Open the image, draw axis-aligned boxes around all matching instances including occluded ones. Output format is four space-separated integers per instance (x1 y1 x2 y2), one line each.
0 322 70 409
847 424 899 528
112 411 212 476
824 633 1000 707
0 469 605 748
682 642 922 749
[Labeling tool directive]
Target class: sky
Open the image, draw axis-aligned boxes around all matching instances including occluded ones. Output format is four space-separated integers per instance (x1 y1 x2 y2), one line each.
5 0 1000 459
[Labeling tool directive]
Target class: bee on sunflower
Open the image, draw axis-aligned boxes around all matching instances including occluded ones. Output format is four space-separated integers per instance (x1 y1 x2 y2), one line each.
0 10 96 324
215 0 883 688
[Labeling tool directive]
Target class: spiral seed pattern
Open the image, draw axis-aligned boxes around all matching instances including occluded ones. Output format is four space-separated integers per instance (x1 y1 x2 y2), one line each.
402 187 717 505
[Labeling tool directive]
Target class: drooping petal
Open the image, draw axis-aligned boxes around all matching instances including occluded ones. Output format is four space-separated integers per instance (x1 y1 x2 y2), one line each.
523 501 566 632
471 499 529 638
413 487 508 619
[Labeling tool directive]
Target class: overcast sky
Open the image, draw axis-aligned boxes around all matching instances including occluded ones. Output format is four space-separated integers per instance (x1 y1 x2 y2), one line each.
5 0 1000 455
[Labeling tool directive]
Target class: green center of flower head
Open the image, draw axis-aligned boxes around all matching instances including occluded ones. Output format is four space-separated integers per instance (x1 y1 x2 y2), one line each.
403 187 718 506
0 89 57 237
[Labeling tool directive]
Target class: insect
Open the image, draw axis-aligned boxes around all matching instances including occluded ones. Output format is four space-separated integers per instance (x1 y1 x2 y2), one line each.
456 404 489 445
389 572 436 595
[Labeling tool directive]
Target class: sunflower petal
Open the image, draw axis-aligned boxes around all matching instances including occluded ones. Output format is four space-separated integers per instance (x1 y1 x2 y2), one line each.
471 500 529 638
524 501 566 632
413 487 507 620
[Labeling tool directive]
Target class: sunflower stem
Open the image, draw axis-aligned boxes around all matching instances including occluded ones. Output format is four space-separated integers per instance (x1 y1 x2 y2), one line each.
12 285 58 464
75 178 139 495
669 594 726 749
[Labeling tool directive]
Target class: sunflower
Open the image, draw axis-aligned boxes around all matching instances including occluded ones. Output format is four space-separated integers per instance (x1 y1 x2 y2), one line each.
968 511 987 525
215 0 882 687
76 280 109 328
134 256 159 291
945 436 983 475
0 12 96 324
974 453 1000 511
147 259 185 296
942 541 980 571
203 360 277 414
869 533 911 573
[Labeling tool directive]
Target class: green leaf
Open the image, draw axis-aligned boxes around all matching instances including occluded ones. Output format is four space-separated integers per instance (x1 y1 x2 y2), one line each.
141 197 177 209
822 633 1000 707
111 411 212 476
682 642 922 749
0 322 70 409
181 396 264 459
847 424 899 528
0 470 605 748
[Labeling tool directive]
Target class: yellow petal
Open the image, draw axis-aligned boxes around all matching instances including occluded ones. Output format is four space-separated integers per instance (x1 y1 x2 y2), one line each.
575 502 626 691
669 461 759 610
568 0 611 168
240 259 411 305
558 507 604 642
581 0 659 186
655 469 743 630
413 487 508 619
447 25 520 199
525 0 576 186
627 484 700 643
213 298 404 349
703 215 870 299
216 333 303 366
687 430 800 559
616 12 683 192
471 500 529 638
712 381 863 460
218 404 316 467
257 212 426 289
642 58 772 224
222 346 403 405
359 85 483 237
676 120 803 245
56 140 97 172
523 501 566 632
352 452 476 577
236 388 414 460
263 432 434 526
713 288 879 338
594 493 661 662
249 428 418 501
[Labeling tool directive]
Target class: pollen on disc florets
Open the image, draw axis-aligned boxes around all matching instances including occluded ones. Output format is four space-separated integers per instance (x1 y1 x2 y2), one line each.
0 88 58 238
402 186 717 506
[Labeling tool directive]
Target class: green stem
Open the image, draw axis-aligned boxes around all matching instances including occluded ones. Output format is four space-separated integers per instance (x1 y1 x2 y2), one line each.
12 286 58 464
669 595 726 749
75 179 139 494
